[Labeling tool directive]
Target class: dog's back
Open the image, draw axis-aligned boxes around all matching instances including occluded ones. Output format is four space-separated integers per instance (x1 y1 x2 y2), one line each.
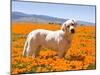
26 29 53 46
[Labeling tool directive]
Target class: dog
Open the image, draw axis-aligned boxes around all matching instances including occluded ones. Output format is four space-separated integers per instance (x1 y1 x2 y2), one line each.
23 19 77 58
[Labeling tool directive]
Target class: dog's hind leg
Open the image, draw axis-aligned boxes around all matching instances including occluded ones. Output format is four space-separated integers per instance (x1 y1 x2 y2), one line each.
32 45 41 58
25 38 35 57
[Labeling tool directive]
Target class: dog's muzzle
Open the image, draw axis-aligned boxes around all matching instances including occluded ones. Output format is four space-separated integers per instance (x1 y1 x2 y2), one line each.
71 29 75 33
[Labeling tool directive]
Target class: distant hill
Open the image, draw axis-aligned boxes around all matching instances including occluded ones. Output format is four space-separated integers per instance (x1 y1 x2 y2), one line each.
77 21 95 26
12 12 95 25
12 12 67 24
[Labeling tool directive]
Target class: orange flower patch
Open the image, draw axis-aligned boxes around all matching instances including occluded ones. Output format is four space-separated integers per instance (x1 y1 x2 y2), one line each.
12 22 96 74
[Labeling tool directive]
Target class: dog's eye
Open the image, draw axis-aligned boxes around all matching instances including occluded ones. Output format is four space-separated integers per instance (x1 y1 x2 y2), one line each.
67 25 70 28
71 24 74 26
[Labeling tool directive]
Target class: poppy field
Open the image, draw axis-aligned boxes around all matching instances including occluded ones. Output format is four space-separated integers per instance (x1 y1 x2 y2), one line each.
12 22 96 74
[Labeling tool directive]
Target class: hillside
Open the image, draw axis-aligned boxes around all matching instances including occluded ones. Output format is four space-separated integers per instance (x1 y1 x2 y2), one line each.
12 12 95 25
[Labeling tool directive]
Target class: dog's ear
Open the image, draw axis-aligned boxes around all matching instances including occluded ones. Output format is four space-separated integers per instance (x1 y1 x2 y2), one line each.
72 19 77 27
61 24 67 32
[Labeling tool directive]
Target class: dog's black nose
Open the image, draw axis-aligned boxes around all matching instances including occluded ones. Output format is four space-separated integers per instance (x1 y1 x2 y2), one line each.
71 29 75 33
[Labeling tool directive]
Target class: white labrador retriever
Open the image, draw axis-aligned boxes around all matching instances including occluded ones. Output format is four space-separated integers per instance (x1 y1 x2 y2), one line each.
23 19 77 58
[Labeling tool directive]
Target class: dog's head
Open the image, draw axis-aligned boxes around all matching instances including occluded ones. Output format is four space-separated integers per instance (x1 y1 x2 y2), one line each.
61 19 77 34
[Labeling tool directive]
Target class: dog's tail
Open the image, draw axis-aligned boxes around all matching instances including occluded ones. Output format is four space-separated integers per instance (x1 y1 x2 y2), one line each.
23 37 28 57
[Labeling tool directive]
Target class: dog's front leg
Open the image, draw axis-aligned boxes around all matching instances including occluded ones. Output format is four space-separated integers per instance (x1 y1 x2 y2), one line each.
58 49 66 58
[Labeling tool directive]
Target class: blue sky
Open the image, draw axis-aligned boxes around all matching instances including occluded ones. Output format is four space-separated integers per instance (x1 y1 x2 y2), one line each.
12 1 96 23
